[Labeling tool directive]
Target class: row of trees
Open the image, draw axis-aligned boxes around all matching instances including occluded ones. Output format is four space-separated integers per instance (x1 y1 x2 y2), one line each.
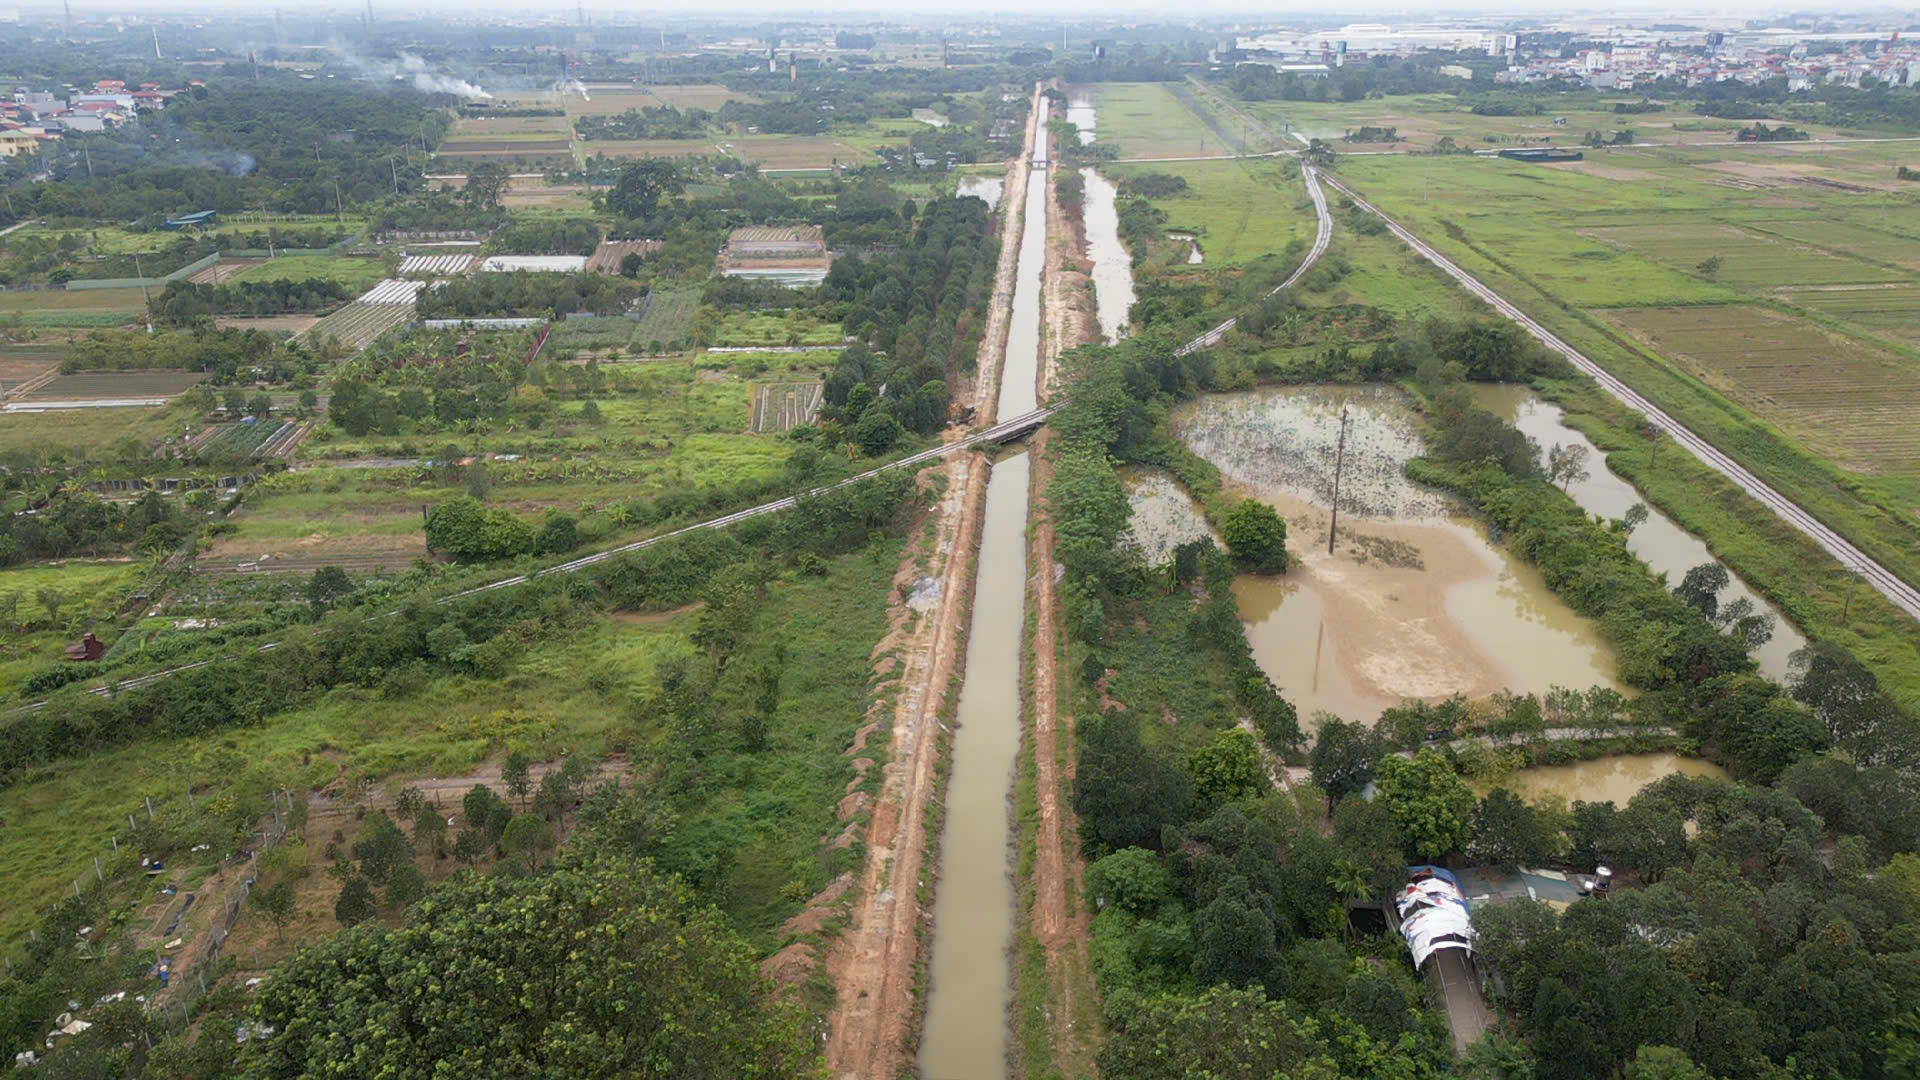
148 278 354 328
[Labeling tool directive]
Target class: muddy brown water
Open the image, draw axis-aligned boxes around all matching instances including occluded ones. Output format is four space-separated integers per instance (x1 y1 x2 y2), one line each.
1473 385 1804 680
1171 386 1624 727
1487 753 1728 806
919 97 1052 1080
1081 167 1136 343
956 174 1004 210
917 453 1030 1080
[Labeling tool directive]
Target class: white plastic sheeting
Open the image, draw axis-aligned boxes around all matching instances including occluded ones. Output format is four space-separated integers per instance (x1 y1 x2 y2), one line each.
1396 866 1474 969
481 255 587 273
398 254 474 274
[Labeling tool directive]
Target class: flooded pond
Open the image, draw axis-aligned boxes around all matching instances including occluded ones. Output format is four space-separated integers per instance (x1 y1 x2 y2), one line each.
956 173 1004 209
1473 386 1804 680
1173 386 1624 727
1489 753 1728 807
1066 89 1097 145
1119 465 1219 564
1167 231 1205 264
1081 168 1135 342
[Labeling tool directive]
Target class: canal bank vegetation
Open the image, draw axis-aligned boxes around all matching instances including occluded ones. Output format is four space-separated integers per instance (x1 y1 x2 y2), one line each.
1539 374 1920 712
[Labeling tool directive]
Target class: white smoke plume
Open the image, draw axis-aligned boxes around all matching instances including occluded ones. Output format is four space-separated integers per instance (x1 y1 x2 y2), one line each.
399 52 494 100
333 44 493 100
565 78 591 102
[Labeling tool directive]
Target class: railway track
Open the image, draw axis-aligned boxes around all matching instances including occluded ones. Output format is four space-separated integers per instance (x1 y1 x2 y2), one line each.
1322 172 1920 623
1175 162 1332 356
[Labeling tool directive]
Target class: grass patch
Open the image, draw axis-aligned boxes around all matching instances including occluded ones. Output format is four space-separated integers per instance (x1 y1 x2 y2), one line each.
224 255 386 290
1104 157 1308 266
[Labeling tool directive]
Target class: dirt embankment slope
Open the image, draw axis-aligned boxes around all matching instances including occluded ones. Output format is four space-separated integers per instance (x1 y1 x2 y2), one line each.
1025 101 1103 1079
823 85 1047 1080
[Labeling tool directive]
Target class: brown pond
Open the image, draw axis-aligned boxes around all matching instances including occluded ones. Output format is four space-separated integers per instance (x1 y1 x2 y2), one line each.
1172 386 1624 727
1487 753 1728 807
1472 385 1804 680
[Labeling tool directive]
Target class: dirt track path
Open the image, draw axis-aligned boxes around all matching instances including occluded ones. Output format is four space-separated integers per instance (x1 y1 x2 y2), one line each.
822 87 1048 1080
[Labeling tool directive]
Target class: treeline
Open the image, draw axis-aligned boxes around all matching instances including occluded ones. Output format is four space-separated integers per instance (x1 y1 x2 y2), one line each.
818 195 998 437
148 277 353 327
487 217 602 256
1221 57 1484 104
1471 770 1920 1079
7 79 451 221
575 105 710 140
0 466 918 785
416 271 642 319
59 326 280 378
0 489 189 565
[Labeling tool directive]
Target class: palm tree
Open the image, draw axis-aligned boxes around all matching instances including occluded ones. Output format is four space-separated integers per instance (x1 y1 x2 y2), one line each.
1329 858 1373 908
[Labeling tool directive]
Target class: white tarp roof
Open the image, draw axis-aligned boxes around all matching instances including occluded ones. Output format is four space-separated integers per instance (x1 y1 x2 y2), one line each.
1396 868 1474 969
481 255 588 273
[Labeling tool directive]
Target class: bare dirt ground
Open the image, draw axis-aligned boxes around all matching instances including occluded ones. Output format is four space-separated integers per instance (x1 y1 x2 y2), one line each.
823 87 1045 1080
1025 109 1103 1079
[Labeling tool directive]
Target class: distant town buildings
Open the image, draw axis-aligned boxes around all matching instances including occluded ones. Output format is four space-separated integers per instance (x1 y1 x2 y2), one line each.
0 80 181 148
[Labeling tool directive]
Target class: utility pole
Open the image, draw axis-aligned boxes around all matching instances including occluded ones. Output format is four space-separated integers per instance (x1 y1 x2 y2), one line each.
81 144 93 178
1327 406 1349 556
333 180 345 226
390 156 399 195
152 26 161 60
132 251 154 334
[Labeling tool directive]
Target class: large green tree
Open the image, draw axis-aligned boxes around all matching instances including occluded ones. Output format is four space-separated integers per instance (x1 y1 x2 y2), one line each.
1221 498 1288 573
1374 748 1474 860
248 855 816 1079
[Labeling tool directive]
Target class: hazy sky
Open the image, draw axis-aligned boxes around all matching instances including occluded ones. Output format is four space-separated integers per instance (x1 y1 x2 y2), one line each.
58 0 1904 18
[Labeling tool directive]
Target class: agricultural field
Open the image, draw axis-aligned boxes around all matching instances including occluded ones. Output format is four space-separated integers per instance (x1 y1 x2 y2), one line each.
1583 222 1904 287
716 136 873 171
714 311 843 347
0 401 184 460
1089 82 1222 159
212 314 322 334
16 370 205 402
579 138 717 160
449 113 571 138
299 300 414 352
631 287 701 348
0 558 146 698
186 418 297 462
0 287 146 328
0 346 61 394
1242 91 1859 152
749 380 824 433
223 254 387 290
1775 283 1920 346
574 83 759 114
1601 304 1920 473
1103 157 1309 266
1326 134 1920 601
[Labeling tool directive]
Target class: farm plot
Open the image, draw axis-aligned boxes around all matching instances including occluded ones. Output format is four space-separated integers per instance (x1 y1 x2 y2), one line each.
716 136 873 171
187 258 266 285
632 288 701 348
586 239 661 275
0 287 145 328
399 253 474 275
749 380 824 432
450 113 570 137
191 419 293 461
1092 82 1219 159
212 314 321 334
0 348 60 395
299 301 413 352
1104 158 1308 266
224 255 385 290
635 83 758 110
580 138 720 161
19 370 205 402
1583 223 1905 288
360 279 432 304
1775 283 1920 346
1601 304 1920 473
548 315 640 358
1744 219 1920 270
435 138 571 155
